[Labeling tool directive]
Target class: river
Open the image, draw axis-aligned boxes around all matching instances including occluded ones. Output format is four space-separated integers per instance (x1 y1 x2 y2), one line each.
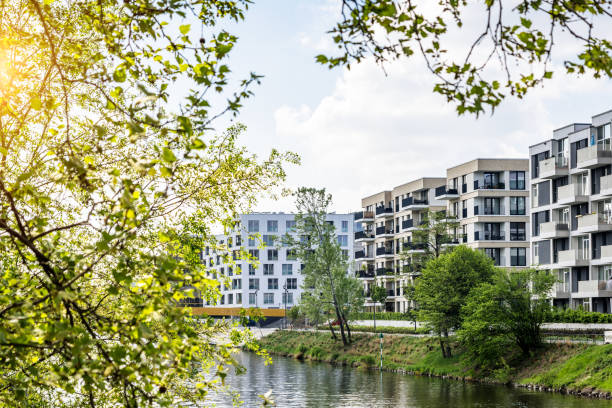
207 351 610 407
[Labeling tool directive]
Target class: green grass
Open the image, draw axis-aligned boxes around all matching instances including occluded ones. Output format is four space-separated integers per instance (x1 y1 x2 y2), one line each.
317 325 430 335
257 330 612 394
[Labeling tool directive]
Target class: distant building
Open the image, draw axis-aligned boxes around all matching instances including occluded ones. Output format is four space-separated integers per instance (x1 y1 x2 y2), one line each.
183 212 356 317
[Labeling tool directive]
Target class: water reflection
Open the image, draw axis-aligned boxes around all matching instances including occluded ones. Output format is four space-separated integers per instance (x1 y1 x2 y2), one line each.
207 352 610 408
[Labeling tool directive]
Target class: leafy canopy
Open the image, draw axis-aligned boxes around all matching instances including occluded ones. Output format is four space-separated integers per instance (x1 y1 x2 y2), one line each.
0 0 298 406
321 0 612 115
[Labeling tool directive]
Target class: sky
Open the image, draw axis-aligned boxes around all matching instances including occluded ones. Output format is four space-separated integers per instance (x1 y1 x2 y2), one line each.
211 0 612 215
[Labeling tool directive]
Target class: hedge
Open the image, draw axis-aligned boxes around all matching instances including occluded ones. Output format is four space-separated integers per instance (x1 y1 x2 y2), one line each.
547 308 612 324
348 312 417 321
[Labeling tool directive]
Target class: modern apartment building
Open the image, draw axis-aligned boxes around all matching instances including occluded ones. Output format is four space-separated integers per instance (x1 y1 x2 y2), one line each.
436 158 531 268
530 109 612 313
354 178 447 313
189 213 356 316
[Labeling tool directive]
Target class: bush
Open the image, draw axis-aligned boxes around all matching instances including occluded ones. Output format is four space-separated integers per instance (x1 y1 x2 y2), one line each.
309 346 325 359
548 308 612 324
349 312 418 321
360 355 376 366
296 344 308 354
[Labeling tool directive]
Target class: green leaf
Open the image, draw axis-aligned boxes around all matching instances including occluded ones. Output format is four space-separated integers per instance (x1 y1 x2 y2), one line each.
161 147 177 163
179 24 190 35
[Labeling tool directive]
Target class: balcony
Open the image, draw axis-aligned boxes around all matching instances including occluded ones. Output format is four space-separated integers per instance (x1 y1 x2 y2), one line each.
376 267 394 276
577 144 612 169
592 244 612 265
401 218 414 231
357 269 375 279
556 249 589 267
473 205 505 216
577 213 612 233
403 242 426 252
556 183 589 205
538 221 569 239
375 206 394 218
354 250 374 261
576 280 612 297
354 210 375 222
375 247 395 258
474 231 505 241
435 185 460 200
539 156 568 179
473 180 505 190
375 226 395 237
354 230 375 241
552 282 570 299
600 174 612 197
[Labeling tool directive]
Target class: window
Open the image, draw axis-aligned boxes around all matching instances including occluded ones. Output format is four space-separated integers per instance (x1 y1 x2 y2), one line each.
228 294 233 304
248 264 256 275
484 248 501 266
510 248 526 266
598 265 612 281
267 278 278 290
262 234 276 246
337 235 348 247
326 220 334 227
267 220 278 232
263 293 274 305
247 220 259 232
342 249 349 259
282 293 294 305
509 171 525 190
286 278 298 289
263 264 274 275
228 266 233 276
341 220 349 233
286 220 296 231
268 249 278 261
595 123 611 150
248 278 259 290
232 279 241 289
286 249 297 260
220 295 225 305
235 235 242 246
282 264 293 275
248 236 257 247
510 222 526 241
510 197 526 215
248 249 259 260
236 293 242 304
249 293 256 305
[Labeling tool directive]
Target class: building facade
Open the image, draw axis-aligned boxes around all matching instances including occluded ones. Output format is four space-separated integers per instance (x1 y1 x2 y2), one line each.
354 178 447 313
196 212 356 313
530 109 612 313
437 158 531 268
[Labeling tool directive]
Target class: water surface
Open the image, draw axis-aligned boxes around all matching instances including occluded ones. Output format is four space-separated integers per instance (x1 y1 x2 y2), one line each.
208 351 610 407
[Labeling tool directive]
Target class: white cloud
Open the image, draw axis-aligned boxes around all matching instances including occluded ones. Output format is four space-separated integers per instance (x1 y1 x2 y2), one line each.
263 58 612 214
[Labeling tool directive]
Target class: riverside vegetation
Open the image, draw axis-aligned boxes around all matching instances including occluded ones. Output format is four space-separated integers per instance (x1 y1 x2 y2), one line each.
258 330 612 398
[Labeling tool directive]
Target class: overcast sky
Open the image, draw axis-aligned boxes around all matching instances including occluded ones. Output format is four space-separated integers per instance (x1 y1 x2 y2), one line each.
213 0 612 215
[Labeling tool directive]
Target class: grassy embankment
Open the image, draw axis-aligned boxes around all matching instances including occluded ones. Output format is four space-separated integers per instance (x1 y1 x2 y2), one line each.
257 330 612 397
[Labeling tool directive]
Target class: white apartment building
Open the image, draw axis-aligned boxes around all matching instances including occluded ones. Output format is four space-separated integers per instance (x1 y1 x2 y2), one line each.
436 158 531 268
354 178 447 313
191 213 356 316
530 109 612 313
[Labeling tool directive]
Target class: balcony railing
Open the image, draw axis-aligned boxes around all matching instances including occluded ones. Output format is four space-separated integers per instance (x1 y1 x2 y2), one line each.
577 143 612 167
540 221 569 235
376 267 394 276
474 231 505 241
474 205 504 216
404 242 427 251
474 180 505 190
375 226 394 236
577 212 612 230
354 211 374 221
357 270 375 278
376 206 393 216
354 230 374 240
555 281 570 293
354 250 366 259
401 219 414 230
558 249 589 264
376 247 394 256
435 185 459 197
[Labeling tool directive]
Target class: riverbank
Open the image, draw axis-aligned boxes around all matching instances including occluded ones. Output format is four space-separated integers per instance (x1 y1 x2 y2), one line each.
257 330 612 399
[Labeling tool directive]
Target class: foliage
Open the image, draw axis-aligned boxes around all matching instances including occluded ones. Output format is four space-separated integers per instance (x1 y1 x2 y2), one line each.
288 188 363 345
458 269 556 369
414 246 495 357
349 311 418 321
548 308 612 324
318 325 430 335
320 1 612 115
408 210 460 263
0 0 299 405
370 284 387 305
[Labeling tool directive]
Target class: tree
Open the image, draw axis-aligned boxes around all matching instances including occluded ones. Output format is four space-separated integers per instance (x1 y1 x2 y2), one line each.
289 187 362 346
410 210 461 262
414 246 495 358
370 284 387 332
458 268 556 368
0 0 298 406
320 1 612 115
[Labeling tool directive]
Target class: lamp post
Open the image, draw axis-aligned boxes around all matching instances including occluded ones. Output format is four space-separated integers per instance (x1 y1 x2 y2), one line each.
283 283 288 329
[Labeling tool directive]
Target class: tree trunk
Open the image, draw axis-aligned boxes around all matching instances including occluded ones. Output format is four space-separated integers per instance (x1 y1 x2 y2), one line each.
443 329 452 358
373 306 376 333
438 334 447 358
326 267 348 346
328 320 337 340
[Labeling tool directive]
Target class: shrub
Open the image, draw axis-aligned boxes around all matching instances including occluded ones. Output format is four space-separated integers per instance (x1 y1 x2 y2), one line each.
296 344 308 354
548 308 612 324
360 355 376 366
309 346 325 359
